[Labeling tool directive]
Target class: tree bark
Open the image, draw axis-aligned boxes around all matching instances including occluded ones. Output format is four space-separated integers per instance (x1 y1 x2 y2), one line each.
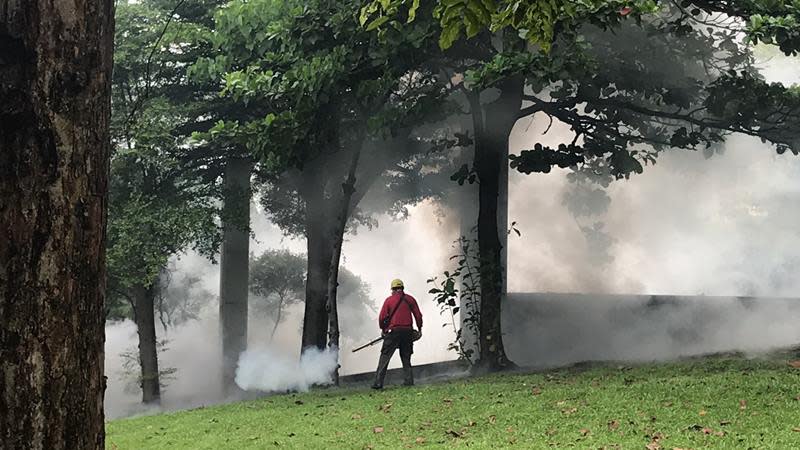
469 72 523 371
269 296 284 343
325 145 363 385
0 0 113 448
219 156 252 394
300 168 333 352
132 283 160 404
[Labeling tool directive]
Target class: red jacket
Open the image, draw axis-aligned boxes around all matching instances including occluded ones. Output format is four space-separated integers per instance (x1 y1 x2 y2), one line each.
378 291 423 332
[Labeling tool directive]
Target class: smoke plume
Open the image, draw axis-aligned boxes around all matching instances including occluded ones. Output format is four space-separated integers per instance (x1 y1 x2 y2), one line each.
234 347 339 393
103 50 800 419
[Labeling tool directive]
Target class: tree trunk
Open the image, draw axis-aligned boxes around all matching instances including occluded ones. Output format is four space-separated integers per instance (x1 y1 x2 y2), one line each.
132 283 161 404
469 72 523 372
0 1 113 448
326 146 363 385
301 169 333 352
219 156 252 394
269 296 284 343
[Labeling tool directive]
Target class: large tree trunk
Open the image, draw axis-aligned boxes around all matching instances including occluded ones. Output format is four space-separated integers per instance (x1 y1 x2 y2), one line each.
219 156 252 394
469 72 523 372
0 1 113 448
132 283 160 404
326 146 363 385
301 169 333 352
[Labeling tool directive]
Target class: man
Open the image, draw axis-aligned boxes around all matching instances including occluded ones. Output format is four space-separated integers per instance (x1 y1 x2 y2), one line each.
372 278 423 389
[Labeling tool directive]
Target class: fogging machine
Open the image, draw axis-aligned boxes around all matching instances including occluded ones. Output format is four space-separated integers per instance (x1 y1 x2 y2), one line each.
351 335 385 353
351 330 421 353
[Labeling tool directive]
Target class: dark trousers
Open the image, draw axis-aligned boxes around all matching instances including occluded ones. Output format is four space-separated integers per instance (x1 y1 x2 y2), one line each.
373 328 414 387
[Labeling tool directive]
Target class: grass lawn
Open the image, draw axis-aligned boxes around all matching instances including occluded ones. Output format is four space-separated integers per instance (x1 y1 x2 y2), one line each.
106 356 800 449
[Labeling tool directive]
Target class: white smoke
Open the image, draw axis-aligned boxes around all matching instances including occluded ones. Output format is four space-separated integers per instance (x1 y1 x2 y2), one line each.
234 347 339 392
103 48 800 419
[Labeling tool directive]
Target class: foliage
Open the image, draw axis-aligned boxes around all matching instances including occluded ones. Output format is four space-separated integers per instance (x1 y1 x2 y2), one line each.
108 0 223 312
428 237 481 364
108 355 800 449
249 249 307 331
562 166 616 266
336 268 379 341
362 0 800 56
157 268 215 329
191 0 446 176
119 340 178 395
361 2 800 181
361 0 658 50
248 249 377 341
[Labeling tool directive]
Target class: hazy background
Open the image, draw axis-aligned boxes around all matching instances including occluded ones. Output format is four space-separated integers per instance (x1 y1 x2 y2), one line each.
104 49 800 419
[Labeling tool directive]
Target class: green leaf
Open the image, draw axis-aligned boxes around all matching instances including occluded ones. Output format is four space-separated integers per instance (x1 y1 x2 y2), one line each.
366 15 391 31
439 21 462 49
408 0 421 23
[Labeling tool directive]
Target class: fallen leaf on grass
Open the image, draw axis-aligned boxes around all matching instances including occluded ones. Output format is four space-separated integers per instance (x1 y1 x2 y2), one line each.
792 427 800 432
379 403 393 413
645 442 661 450
739 400 747 410
788 360 800 368
351 414 363 420
488 415 496 424
467 420 476 427
579 428 590 436
608 420 620 431
416 437 426 443
701 427 725 437
562 407 578 416
373 427 384 434
532 387 542 395
698 410 707 416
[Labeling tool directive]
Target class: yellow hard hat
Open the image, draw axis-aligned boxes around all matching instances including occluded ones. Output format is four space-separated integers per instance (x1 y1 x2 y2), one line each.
390 278 404 289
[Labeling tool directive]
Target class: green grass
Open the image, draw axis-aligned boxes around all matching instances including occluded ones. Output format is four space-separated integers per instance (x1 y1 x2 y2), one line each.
107 356 800 449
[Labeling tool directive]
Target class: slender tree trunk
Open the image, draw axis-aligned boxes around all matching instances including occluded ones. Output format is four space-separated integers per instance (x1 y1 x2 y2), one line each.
326 146 363 385
269 296 284 343
469 71 523 372
0 1 113 448
219 156 252 394
301 170 333 352
132 283 160 404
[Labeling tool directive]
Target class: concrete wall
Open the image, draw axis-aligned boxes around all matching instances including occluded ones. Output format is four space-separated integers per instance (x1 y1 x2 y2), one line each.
503 293 800 368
